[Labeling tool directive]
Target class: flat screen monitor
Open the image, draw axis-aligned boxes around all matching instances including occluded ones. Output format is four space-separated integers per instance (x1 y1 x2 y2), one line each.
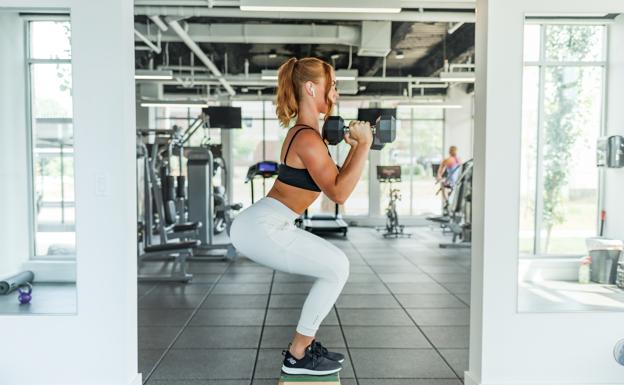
204 106 242 129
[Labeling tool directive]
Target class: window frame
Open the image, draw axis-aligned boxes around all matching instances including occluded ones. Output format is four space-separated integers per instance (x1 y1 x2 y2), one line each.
24 16 75 261
522 22 608 258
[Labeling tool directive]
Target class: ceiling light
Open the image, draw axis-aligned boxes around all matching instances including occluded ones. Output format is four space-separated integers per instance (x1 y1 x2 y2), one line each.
395 51 405 60
140 99 209 108
331 53 340 60
439 71 475 83
358 85 367 91
135 69 174 80
268 50 277 59
261 69 278 80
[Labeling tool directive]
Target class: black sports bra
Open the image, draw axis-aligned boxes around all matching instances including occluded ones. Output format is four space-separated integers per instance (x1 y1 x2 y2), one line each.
277 125 332 192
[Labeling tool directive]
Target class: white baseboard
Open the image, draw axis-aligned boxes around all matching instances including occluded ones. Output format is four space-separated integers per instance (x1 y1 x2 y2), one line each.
461 372 624 385
128 373 142 385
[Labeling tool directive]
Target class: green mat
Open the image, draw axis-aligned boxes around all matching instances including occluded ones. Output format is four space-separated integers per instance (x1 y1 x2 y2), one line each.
279 373 340 382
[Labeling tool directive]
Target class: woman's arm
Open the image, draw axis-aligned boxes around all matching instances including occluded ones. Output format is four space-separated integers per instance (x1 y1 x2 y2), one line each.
296 130 371 204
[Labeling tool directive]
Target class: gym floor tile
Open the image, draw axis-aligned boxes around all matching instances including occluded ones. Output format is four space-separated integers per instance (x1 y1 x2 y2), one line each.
336 308 414 326
148 283 214 296
349 348 456 378
138 326 181 349
378 273 437 284
268 294 308 308
418 265 469 274
138 284 156 296
139 309 194 326
344 273 383 283
341 283 390 295
139 294 206 309
150 348 256 380
189 308 266 326
201 294 269 309
264 308 339 326
219 273 274 284
440 282 471 294
427 273 470 283
273 273 316 283
226 265 274 274
438 349 469 379
174 326 262 349
457 293 470 304
371 266 424 274
253 349 355 379
148 380 250 385
186 274 223 284
260 326 345 348
420 326 470 349
186 262 230 274
270 282 314 294
349 265 375 274
251 381 357 385
211 282 272 295
336 294 400 309
139 349 164 377
385 282 450 294
357 380 462 385
394 294 467 309
406 308 470 326
342 326 431 348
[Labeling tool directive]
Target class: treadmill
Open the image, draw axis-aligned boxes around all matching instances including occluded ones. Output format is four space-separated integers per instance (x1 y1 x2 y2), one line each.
301 204 349 237
245 161 279 203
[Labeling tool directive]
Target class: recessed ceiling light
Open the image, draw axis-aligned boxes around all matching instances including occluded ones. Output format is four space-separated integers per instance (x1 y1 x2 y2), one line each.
395 50 405 60
331 53 340 60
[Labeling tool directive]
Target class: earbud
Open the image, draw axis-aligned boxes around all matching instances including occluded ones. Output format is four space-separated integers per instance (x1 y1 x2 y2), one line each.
310 86 316 98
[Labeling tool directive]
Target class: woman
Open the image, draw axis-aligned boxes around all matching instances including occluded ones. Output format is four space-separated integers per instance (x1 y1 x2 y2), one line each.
436 145 462 203
229 57 372 376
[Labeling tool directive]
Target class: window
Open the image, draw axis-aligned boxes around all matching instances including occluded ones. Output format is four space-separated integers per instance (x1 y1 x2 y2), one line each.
27 20 75 259
520 24 606 256
379 107 444 216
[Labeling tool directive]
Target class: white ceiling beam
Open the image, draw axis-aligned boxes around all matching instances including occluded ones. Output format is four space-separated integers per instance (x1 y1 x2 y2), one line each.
134 6 475 22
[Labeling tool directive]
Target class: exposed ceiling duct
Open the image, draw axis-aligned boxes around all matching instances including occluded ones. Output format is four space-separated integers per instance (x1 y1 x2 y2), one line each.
134 6 475 22
134 22 361 46
358 21 391 57
238 0 401 13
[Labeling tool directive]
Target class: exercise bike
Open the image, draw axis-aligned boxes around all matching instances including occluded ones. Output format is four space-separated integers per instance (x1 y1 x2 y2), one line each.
376 166 411 238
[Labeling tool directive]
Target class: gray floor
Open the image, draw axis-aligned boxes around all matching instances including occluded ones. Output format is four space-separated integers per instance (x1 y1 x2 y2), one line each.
138 227 471 385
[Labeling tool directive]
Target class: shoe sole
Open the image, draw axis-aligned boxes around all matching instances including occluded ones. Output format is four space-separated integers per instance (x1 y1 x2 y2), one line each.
281 365 342 376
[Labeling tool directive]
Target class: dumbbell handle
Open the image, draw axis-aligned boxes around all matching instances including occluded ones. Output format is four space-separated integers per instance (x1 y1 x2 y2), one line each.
341 123 378 136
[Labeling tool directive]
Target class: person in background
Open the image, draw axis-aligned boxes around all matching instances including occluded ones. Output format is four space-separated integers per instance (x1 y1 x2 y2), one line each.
436 145 462 204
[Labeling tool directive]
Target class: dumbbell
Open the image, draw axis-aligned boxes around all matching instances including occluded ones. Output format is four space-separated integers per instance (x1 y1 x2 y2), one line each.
322 115 396 150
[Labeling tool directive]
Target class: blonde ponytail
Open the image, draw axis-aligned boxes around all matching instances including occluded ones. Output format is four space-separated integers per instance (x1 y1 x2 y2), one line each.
275 57 334 127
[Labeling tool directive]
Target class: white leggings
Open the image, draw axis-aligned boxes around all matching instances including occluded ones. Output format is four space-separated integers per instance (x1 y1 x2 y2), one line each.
229 197 349 336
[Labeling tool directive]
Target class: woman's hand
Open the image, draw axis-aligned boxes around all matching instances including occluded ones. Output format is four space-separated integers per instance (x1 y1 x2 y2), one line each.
348 120 373 146
343 132 358 148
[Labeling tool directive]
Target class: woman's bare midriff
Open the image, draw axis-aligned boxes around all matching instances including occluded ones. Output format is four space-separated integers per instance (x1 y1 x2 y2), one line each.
267 180 320 215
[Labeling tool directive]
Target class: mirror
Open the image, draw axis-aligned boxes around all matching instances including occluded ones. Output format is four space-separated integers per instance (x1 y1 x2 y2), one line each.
517 14 624 312
0 9 76 314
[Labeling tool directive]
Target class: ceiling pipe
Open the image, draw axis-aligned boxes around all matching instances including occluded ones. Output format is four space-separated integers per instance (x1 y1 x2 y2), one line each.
148 15 168 31
135 22 360 45
167 19 236 96
134 6 475 22
134 29 161 54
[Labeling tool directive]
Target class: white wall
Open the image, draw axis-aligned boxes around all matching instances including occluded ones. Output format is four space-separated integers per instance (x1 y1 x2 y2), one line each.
469 2 624 385
0 11 30 279
445 85 474 160
603 15 624 241
0 1 139 385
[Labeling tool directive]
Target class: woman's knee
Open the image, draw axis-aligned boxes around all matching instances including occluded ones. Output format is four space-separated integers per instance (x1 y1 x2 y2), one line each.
333 250 350 284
